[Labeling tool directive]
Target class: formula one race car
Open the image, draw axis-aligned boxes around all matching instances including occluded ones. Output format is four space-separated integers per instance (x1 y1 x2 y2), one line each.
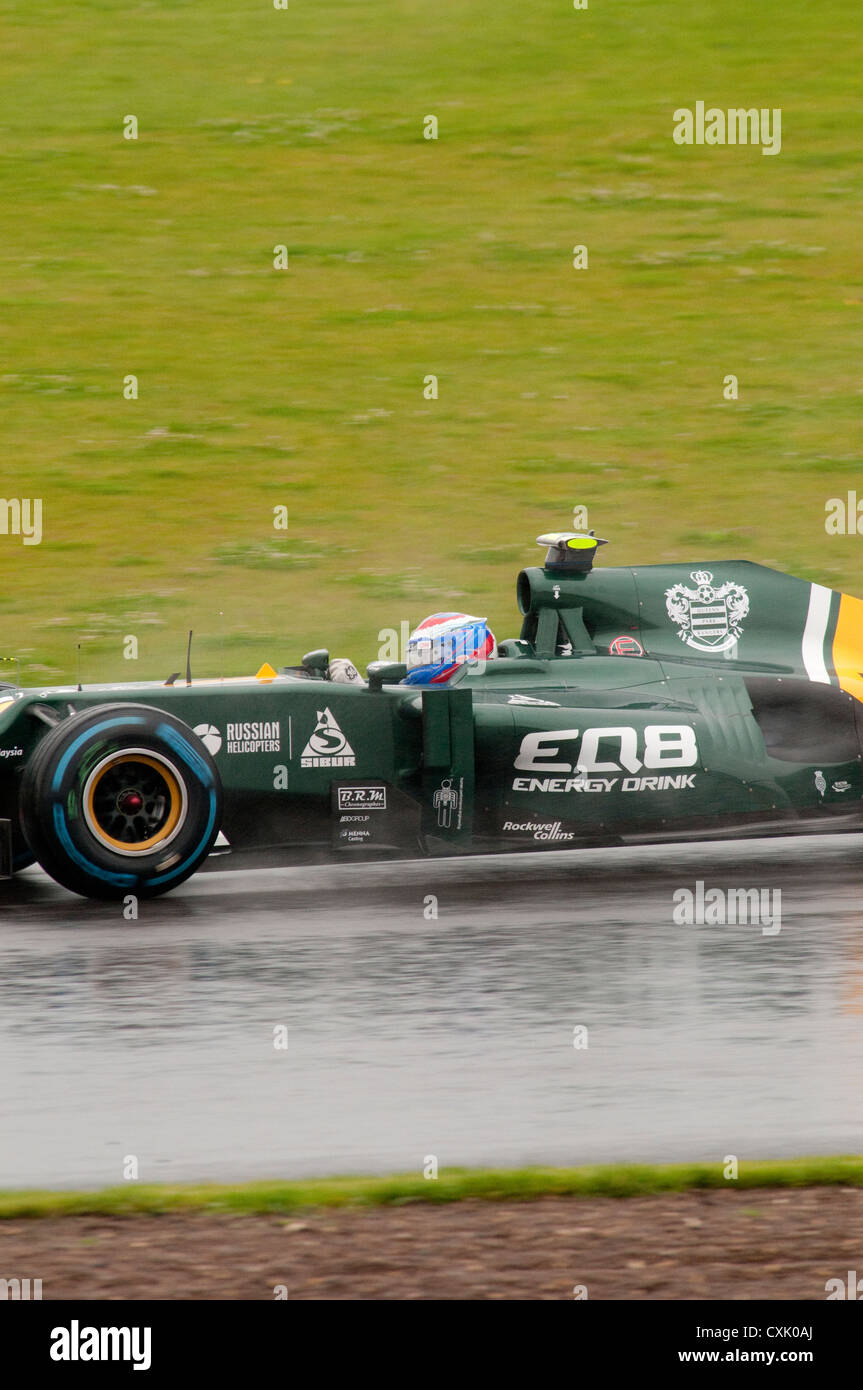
4 530 863 900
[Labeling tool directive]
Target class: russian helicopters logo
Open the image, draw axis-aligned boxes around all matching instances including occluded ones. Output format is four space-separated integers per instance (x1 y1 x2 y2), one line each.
193 722 281 755
193 724 222 755
301 708 356 767
665 570 749 653
226 721 280 754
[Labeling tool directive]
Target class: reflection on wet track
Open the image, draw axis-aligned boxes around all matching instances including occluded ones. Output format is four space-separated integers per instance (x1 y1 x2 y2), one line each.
2 836 862 1188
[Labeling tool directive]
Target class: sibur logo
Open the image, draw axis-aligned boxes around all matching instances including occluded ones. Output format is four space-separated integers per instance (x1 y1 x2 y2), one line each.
301 708 356 768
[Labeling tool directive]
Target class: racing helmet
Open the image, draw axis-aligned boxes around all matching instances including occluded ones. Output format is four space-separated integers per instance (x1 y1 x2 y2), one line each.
403 612 497 685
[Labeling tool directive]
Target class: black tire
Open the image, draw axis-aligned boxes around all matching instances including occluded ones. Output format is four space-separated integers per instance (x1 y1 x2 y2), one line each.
19 703 222 901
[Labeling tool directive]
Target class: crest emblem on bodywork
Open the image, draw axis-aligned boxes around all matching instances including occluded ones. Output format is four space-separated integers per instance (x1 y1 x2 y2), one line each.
665 570 749 654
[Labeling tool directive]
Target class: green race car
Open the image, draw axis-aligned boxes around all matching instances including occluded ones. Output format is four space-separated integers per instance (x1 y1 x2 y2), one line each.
4 530 863 900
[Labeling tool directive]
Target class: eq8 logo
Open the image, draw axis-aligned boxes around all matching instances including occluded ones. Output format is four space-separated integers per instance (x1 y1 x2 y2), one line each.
514 725 698 774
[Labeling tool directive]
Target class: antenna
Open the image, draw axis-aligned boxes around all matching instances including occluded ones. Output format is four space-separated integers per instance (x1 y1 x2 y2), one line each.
219 610 224 683
186 630 194 687
76 641 82 692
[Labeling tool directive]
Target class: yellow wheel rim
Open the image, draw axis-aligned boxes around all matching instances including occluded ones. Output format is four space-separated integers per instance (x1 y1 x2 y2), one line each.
83 750 186 856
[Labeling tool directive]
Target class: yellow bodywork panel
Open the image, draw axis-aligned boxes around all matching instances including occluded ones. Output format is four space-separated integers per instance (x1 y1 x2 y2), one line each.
833 593 863 703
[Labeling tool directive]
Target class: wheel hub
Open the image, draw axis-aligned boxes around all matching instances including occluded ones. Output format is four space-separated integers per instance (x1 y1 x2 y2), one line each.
83 750 187 856
117 789 144 815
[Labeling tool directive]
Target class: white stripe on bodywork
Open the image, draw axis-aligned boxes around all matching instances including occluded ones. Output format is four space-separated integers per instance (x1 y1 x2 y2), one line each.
802 583 832 684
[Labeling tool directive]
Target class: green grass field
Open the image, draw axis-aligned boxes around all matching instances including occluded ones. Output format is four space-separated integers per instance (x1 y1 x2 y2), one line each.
1 1156 861 1218
2 0 862 683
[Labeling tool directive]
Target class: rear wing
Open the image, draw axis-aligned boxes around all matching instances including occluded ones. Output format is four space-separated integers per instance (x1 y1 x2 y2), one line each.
517 561 863 699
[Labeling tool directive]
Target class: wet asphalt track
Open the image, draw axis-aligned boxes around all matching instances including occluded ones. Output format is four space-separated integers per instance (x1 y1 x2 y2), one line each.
2 836 863 1189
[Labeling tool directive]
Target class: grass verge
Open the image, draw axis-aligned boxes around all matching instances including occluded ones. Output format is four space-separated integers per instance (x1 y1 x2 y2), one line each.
1 1157 861 1220
3 1 863 683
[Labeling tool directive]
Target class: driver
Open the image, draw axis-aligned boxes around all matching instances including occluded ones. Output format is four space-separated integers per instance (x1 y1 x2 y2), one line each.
328 657 364 684
402 612 496 685
328 611 497 685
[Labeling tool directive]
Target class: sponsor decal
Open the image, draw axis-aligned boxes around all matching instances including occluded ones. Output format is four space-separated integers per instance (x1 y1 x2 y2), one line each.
332 782 404 848
193 724 222 755
514 724 698 773
0 746 23 759
337 785 387 811
833 780 851 793
814 769 827 799
512 723 698 793
338 814 372 843
609 635 644 656
506 694 560 707
226 721 280 754
194 721 282 756
513 773 696 793
665 570 749 653
502 820 574 841
433 775 462 829
301 708 355 767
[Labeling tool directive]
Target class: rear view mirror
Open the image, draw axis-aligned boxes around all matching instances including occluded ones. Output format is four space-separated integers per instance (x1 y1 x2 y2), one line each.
367 661 407 691
302 648 330 673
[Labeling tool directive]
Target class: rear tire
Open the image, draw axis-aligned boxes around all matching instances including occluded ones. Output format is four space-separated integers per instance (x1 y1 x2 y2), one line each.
19 704 222 900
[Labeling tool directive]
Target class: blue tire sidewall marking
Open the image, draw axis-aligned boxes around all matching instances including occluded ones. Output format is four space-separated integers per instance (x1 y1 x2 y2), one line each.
156 723 214 787
52 803 136 889
149 790 218 886
148 722 220 884
51 716 145 794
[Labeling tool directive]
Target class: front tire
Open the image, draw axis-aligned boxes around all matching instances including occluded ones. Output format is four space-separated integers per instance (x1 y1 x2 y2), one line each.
19 704 222 900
